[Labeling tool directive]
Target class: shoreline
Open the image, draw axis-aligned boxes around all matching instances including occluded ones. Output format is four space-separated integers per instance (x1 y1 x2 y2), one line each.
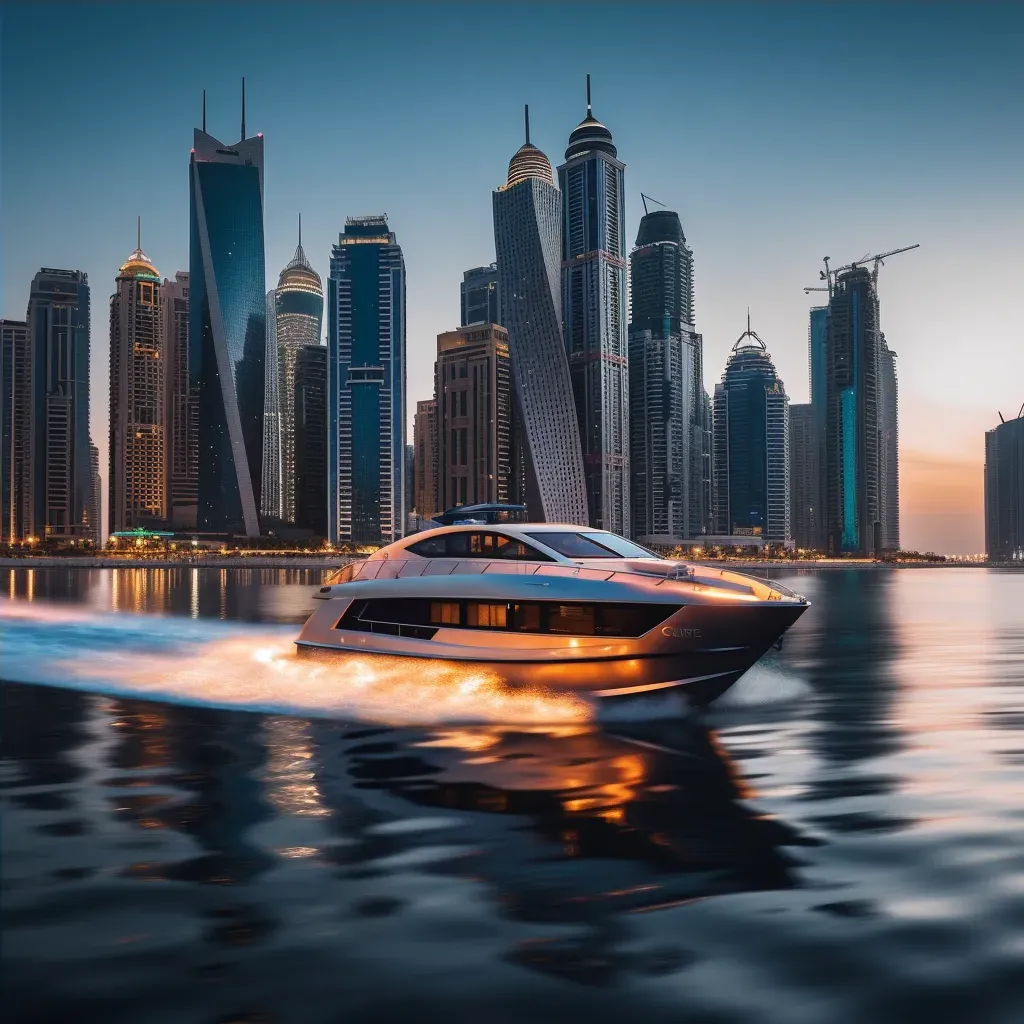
0 557 1011 571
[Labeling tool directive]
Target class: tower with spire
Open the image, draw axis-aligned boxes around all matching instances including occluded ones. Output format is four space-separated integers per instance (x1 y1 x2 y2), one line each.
189 79 266 536
492 105 588 524
261 214 324 524
108 221 167 532
557 75 630 535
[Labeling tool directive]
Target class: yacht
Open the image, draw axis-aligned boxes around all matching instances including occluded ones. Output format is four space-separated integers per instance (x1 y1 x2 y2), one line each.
296 521 808 705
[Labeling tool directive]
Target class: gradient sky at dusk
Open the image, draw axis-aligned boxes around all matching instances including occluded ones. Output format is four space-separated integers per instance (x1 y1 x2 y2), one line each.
3 2 1022 553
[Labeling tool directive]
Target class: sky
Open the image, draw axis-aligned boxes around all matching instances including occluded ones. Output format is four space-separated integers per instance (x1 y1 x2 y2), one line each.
2 2 1022 554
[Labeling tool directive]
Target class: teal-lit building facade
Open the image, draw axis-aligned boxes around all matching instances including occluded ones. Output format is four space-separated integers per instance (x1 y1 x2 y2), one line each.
327 216 406 544
189 115 266 537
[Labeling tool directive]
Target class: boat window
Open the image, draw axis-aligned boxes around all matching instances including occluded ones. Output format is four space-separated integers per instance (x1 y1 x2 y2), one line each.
407 531 553 561
325 562 359 585
548 603 596 635
493 538 552 561
406 535 447 557
510 602 542 632
525 532 621 558
429 601 461 625
580 533 658 559
466 602 507 628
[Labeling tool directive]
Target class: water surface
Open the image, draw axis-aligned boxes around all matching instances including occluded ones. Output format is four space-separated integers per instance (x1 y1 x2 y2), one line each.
2 567 1023 1023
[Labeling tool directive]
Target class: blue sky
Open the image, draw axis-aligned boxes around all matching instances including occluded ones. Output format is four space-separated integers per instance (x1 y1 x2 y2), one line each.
3 2 1022 552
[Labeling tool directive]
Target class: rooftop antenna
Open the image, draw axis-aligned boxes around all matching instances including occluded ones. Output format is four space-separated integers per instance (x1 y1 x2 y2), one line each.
202 89 206 132
732 309 767 352
586 73 592 116
240 77 246 140
524 103 530 145
999 412 1006 423
137 215 141 252
298 212 302 249
640 193 666 216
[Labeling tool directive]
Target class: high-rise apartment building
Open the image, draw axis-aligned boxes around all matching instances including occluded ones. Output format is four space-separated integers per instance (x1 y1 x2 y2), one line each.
628 209 710 544
25 269 94 541
189 87 266 536
263 219 324 523
293 344 327 537
1 319 30 541
413 398 438 521
824 267 884 555
492 107 588 525
713 318 790 543
108 240 166 532
327 215 406 544
879 336 900 551
558 77 629 534
89 442 101 545
789 403 817 549
162 272 195 529
460 264 499 327
435 324 512 512
985 409 1024 562
808 305 828 550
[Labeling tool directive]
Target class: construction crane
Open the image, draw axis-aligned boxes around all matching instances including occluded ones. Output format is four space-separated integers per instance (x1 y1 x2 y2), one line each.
832 244 920 286
640 193 667 216
803 286 829 294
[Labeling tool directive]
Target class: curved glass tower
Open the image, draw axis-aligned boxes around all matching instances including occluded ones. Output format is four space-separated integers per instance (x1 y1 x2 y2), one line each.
262 219 323 523
492 108 588 525
557 77 629 534
713 317 791 542
189 99 266 537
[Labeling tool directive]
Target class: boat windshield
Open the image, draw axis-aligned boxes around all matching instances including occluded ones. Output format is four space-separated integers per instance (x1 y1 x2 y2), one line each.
526 531 658 560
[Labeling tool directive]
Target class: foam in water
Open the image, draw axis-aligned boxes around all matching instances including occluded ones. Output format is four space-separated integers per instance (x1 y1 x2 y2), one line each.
0 599 808 724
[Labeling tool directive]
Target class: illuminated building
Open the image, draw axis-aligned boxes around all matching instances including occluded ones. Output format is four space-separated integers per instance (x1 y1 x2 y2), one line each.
162 272 196 528
713 317 791 543
627 209 710 544
985 410 1024 562
879 336 900 551
413 398 438 521
89 442 101 544
327 215 406 544
492 106 588 524
189 82 266 536
1 319 30 541
108 235 166 531
808 305 827 549
293 344 327 537
789 403 816 548
460 264 499 327
435 324 512 511
26 269 94 541
557 76 629 534
262 216 324 523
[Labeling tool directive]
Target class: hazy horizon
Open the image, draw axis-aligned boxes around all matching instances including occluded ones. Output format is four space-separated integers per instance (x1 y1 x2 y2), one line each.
3 2 1022 554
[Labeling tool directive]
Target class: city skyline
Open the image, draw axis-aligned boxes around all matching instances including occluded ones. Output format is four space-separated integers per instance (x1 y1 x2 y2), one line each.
3 3 1023 552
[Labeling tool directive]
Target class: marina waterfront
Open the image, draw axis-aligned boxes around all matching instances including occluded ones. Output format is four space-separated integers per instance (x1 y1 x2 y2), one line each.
2 567 1024 1022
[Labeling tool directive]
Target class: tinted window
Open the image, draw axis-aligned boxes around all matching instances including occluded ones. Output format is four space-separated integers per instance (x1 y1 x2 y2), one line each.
548 603 596 635
407 531 552 561
581 533 658 559
525 532 619 558
407 536 446 557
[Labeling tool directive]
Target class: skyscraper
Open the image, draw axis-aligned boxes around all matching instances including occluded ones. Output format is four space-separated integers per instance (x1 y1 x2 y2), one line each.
628 209 709 544
460 264 499 327
263 217 324 523
89 441 101 545
713 317 791 543
327 215 406 544
492 106 588 525
189 83 266 536
985 408 1024 562
789 403 816 549
808 305 828 550
878 335 900 551
26 269 93 541
413 398 438 521
108 235 166 532
824 267 882 554
293 344 327 538
1 319 30 541
558 76 629 534
162 271 195 529
435 324 512 511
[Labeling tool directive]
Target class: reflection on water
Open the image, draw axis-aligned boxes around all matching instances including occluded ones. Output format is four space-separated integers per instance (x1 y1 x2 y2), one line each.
2 568 1024 1023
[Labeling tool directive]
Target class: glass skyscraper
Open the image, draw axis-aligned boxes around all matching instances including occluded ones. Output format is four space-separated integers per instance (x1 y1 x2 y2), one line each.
1 318 30 541
189 107 266 537
713 318 791 543
460 264 499 327
327 215 406 544
492 108 588 525
294 344 327 538
879 335 900 551
25 269 95 541
808 305 828 550
162 272 195 528
558 78 629 535
628 209 710 543
262 219 323 523
985 411 1024 562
